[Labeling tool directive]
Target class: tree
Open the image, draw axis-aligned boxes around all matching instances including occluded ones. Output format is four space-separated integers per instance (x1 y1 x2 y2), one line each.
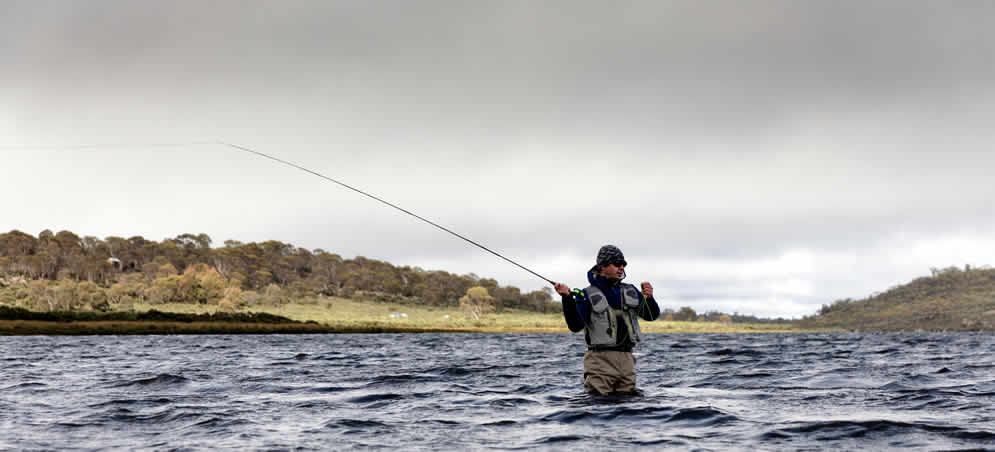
492 285 521 311
104 236 137 273
673 306 698 321
179 264 226 304
478 278 499 293
53 230 84 280
0 230 37 258
0 228 574 315
261 283 286 307
420 271 449 305
523 288 555 312
459 286 495 320
81 236 103 254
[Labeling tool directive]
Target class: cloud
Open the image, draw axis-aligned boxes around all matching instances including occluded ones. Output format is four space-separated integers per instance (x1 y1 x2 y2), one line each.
3 2 995 318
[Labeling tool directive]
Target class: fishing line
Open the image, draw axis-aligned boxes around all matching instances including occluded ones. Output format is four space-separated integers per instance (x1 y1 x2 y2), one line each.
5 141 556 285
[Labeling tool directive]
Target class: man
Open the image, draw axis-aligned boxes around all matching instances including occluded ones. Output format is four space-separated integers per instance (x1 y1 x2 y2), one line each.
554 245 661 395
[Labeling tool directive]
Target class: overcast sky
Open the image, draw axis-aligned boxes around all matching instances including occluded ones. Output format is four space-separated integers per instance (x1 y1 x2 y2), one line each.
3 1 994 318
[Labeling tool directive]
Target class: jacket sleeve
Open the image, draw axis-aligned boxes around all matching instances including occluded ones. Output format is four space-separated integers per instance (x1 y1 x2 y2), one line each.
561 290 587 333
637 293 661 321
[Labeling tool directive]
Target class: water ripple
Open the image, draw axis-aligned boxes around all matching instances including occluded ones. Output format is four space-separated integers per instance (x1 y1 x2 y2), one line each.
1 333 994 450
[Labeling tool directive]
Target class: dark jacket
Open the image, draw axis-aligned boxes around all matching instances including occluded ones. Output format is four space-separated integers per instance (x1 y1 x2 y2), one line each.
561 268 661 347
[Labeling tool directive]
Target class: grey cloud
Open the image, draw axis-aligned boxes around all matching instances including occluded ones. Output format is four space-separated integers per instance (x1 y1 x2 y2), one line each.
8 2 995 128
5 2 995 318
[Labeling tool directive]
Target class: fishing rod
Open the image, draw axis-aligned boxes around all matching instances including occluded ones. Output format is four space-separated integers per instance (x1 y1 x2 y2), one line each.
6 141 557 285
216 142 556 285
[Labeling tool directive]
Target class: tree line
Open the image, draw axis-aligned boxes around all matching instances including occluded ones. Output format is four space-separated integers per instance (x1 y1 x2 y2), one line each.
0 229 557 313
656 306 790 324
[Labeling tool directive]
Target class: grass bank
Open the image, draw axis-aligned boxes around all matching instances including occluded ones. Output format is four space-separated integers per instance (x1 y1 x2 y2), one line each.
0 297 805 335
122 298 800 333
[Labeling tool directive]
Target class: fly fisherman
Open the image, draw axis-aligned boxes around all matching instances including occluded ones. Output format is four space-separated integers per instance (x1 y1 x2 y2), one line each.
554 245 661 395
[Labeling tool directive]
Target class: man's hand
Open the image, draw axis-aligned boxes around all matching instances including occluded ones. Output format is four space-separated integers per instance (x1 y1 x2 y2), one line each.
641 282 653 299
554 283 571 296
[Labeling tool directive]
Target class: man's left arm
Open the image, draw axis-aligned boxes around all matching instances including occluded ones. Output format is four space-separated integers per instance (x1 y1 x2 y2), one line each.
638 281 661 321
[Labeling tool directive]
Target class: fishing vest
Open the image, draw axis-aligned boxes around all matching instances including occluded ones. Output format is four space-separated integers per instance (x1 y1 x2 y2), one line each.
583 283 643 347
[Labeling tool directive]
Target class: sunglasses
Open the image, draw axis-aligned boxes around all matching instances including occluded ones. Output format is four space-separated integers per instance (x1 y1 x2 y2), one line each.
609 260 627 267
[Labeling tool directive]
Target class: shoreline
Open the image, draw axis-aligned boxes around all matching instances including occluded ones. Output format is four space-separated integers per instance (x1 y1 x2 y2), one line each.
0 319 818 335
0 301 805 335
0 319 512 335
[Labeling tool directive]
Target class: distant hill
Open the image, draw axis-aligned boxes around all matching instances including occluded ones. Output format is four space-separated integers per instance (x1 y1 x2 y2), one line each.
797 266 995 331
0 229 558 314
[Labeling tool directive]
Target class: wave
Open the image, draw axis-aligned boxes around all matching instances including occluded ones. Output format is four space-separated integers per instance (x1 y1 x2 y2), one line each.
79 406 203 426
109 374 189 389
308 385 353 393
5 332 995 450
487 397 541 408
1 382 47 391
86 397 172 409
761 419 995 443
538 405 737 426
533 435 589 444
319 419 392 430
707 348 767 357
346 393 406 404
664 407 739 426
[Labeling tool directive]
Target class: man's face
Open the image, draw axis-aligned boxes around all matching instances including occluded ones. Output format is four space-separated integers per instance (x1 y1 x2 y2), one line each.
599 261 626 280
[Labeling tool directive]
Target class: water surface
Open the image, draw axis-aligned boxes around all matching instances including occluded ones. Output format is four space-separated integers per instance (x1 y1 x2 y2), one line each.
2 333 994 450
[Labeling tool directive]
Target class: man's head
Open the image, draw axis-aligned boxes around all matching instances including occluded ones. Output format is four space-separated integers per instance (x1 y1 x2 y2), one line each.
595 245 627 281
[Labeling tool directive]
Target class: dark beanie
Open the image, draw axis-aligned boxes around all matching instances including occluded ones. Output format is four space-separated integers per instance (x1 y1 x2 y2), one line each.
596 245 625 269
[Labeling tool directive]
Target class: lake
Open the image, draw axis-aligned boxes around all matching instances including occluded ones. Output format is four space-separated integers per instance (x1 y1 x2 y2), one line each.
2 333 994 450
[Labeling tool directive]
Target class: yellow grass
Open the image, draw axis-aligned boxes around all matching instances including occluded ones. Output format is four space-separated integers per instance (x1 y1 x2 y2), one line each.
128 297 800 333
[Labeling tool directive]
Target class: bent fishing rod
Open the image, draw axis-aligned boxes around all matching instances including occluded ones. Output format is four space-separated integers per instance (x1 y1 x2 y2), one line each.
218 142 556 285
8 141 557 286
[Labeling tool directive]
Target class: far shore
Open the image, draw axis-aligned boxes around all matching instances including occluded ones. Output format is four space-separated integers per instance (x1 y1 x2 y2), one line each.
0 319 573 335
0 319 809 335
0 297 809 335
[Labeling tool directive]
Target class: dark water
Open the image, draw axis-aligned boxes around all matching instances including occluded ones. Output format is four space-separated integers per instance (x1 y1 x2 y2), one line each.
2 333 995 450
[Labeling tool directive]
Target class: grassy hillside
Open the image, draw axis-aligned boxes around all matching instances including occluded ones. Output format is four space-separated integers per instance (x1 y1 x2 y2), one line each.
797 266 995 331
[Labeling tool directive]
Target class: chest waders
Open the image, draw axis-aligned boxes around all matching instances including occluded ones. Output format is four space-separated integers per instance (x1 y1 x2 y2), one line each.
583 284 643 347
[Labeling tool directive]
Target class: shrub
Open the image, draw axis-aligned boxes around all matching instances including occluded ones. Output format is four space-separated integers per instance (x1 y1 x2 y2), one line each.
75 281 109 311
220 286 245 310
261 284 288 307
459 286 495 320
217 298 236 313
